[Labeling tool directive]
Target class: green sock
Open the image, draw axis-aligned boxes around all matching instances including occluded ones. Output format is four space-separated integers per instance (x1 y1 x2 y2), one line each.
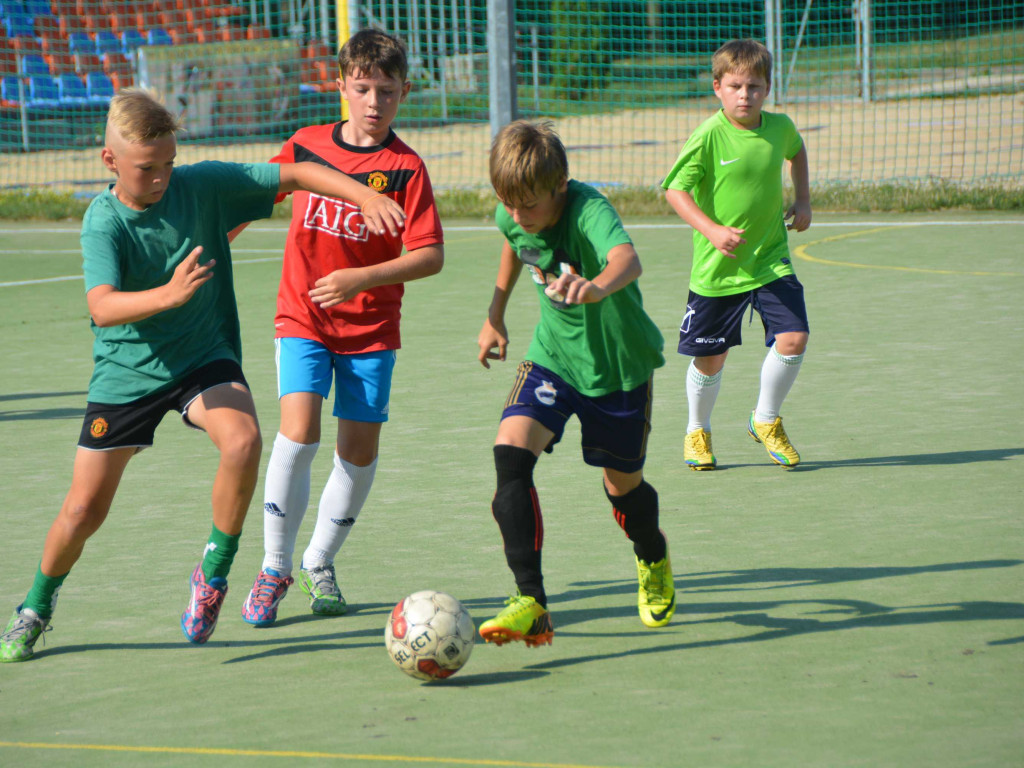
201 524 240 582
24 564 69 619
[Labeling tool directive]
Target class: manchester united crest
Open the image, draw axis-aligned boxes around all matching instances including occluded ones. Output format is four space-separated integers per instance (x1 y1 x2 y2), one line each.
89 417 109 439
367 171 389 193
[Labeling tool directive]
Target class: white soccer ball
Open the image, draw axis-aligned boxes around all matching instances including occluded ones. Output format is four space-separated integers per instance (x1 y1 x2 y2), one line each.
384 590 475 681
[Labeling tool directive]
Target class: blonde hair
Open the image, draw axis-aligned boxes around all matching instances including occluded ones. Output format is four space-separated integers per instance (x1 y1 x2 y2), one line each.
339 28 408 82
712 39 772 84
489 120 569 208
105 88 180 144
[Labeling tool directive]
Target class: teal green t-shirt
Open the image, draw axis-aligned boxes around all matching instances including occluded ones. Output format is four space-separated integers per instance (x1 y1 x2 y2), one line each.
80 161 279 403
496 180 664 397
661 109 804 296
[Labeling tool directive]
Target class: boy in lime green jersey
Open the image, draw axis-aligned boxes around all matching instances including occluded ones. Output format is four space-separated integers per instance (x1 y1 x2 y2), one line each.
0 88 405 662
476 120 674 647
663 38 811 470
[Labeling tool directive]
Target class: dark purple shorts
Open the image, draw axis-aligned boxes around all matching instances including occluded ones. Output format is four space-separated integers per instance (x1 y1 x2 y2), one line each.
678 274 809 357
501 361 653 473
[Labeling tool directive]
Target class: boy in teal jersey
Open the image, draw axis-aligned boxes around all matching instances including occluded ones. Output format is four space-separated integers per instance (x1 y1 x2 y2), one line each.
0 88 405 662
476 120 674 647
662 38 812 470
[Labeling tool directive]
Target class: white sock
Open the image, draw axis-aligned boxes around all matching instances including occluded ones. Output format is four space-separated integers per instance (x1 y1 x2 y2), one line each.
754 347 804 423
262 433 319 575
302 453 377 569
686 361 722 433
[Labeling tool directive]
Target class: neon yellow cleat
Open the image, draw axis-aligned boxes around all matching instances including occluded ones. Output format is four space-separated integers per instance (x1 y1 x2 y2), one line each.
683 428 716 470
636 552 676 628
479 593 553 647
747 412 801 467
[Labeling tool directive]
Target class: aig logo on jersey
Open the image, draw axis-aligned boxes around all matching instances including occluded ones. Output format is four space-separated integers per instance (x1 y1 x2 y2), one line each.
303 194 370 241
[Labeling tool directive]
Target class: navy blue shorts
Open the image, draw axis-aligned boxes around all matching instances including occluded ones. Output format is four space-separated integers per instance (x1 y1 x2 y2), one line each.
501 361 653 473
678 274 809 357
78 359 248 451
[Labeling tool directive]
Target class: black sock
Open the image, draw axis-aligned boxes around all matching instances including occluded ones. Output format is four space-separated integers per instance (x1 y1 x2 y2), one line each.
607 480 667 564
492 445 546 606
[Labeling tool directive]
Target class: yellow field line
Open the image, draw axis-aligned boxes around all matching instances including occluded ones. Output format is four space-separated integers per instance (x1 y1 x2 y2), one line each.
792 226 1022 277
0 741 627 768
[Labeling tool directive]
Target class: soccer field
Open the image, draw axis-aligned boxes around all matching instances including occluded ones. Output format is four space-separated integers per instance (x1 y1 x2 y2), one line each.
1 213 1022 768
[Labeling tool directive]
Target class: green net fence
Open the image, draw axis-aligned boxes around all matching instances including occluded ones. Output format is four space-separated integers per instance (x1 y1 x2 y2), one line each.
1 0 1021 197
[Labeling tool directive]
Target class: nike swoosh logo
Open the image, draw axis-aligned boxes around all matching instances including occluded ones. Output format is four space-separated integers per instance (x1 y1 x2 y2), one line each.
649 593 676 622
720 158 740 166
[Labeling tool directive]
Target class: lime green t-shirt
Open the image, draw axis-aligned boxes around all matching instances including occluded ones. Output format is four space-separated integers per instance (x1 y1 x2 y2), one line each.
662 109 804 296
495 180 664 397
80 161 279 403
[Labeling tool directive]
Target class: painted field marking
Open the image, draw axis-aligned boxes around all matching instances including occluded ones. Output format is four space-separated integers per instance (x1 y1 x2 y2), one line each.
0 741 626 768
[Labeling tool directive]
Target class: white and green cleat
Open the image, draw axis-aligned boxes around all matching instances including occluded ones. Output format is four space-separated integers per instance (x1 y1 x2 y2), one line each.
298 565 348 615
1 605 49 662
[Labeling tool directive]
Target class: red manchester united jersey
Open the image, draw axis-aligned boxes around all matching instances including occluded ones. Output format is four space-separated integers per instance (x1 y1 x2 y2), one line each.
271 122 443 353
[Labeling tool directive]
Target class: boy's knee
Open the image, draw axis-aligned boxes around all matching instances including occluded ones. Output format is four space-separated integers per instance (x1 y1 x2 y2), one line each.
220 425 262 469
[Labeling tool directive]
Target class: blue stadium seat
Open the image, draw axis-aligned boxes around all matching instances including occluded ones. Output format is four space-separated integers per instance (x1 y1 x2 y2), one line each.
3 12 35 38
2 75 23 106
23 0 51 17
27 74 60 107
85 71 114 104
94 30 120 56
121 29 147 56
19 54 50 77
68 32 93 55
57 72 88 104
147 28 173 47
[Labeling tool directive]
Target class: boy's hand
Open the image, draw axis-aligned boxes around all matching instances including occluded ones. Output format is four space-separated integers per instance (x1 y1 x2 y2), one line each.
709 224 746 259
546 272 607 305
785 200 812 232
477 318 509 369
167 246 215 307
310 268 367 309
361 194 407 237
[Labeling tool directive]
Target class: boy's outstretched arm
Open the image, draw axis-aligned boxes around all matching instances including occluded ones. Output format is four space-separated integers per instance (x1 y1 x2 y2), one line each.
665 188 746 259
478 241 522 369
277 162 407 237
87 246 214 327
545 243 642 306
309 244 444 309
785 143 812 232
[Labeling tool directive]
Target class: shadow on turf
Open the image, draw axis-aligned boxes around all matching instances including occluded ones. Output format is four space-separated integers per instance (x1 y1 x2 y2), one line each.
0 390 88 422
517 558 1024 667
767 447 1024 470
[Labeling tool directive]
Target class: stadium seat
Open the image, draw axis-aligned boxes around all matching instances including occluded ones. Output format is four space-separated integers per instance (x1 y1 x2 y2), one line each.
121 28 146 56
19 54 50 77
44 50 76 75
101 51 132 84
57 13 85 38
147 27 172 46
67 31 93 55
23 0 52 15
27 74 60 107
0 49 16 77
94 30 121 56
57 71 88 104
1 74 22 107
3 13 35 39
85 70 114 103
245 25 271 40
10 35 42 55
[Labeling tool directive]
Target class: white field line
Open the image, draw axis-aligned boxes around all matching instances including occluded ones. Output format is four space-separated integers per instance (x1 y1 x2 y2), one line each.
1 219 1021 288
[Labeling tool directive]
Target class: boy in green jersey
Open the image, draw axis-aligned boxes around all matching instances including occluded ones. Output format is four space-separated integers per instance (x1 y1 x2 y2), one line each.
476 120 674 647
0 89 405 662
663 38 812 470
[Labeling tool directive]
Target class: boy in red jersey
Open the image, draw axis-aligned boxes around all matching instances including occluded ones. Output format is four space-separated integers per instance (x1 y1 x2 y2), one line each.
240 29 444 625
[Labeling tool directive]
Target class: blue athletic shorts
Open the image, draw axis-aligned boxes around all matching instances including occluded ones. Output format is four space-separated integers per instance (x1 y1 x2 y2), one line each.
275 337 395 423
501 361 653 473
678 274 809 357
78 358 248 451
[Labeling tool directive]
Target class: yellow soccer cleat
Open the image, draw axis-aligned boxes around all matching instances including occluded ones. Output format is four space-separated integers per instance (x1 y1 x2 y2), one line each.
683 428 716 470
479 593 553 647
747 412 800 467
636 552 676 628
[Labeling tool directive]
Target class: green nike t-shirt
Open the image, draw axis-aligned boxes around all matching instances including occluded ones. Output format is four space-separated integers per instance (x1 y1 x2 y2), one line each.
495 180 664 397
80 161 279 403
662 109 804 296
